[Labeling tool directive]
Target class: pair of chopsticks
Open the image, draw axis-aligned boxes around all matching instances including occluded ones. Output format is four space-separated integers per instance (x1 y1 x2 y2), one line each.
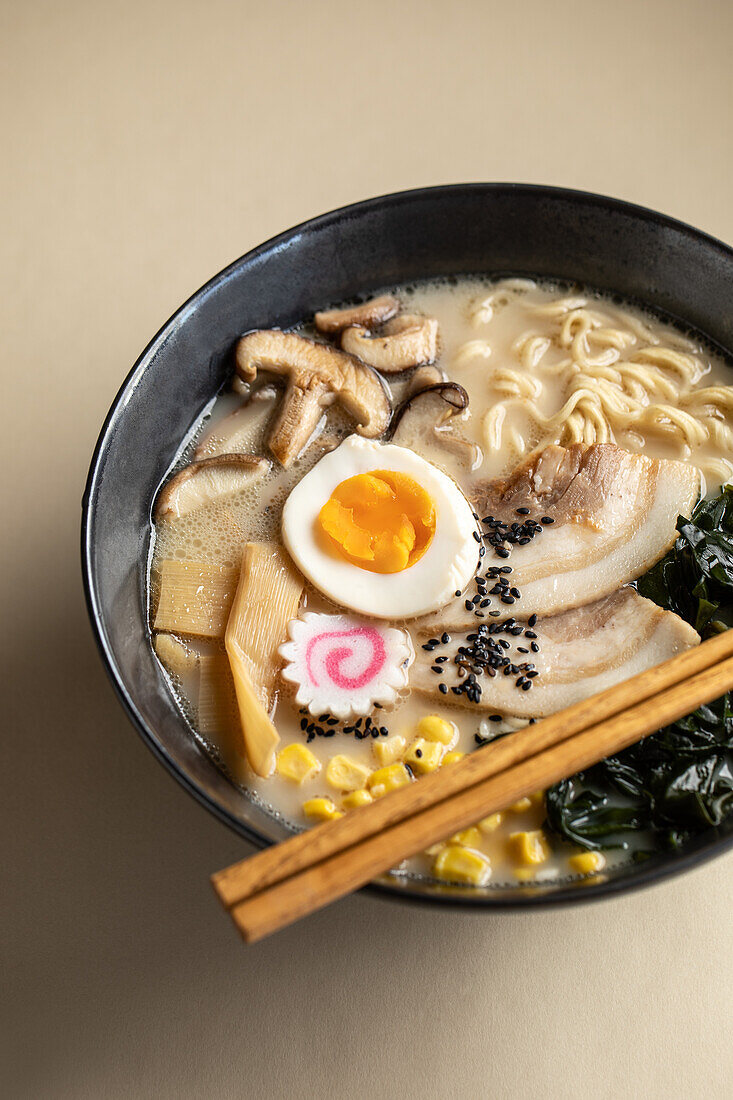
211 629 733 942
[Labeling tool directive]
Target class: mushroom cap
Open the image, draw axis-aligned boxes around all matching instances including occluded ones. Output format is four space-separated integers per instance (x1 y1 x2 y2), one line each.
340 314 439 372
194 392 277 460
235 330 392 466
155 453 271 520
387 380 469 440
314 294 400 333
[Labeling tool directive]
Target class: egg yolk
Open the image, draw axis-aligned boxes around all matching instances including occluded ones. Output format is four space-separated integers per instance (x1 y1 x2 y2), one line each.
318 470 436 573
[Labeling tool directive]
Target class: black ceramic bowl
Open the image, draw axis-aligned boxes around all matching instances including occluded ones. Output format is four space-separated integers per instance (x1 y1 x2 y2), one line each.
82 184 733 909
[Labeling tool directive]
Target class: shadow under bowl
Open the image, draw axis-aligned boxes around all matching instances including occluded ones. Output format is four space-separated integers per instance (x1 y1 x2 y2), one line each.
82 183 733 910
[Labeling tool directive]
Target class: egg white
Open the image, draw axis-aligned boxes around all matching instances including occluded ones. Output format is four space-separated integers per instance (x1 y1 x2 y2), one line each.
281 435 479 618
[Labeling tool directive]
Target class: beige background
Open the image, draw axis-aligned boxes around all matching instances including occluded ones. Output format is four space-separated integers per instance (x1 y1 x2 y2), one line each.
3 1 733 1097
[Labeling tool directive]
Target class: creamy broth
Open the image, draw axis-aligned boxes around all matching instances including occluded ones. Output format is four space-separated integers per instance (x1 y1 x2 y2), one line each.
149 278 733 887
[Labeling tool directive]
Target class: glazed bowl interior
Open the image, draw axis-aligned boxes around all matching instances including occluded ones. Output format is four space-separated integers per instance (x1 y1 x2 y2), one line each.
82 184 733 909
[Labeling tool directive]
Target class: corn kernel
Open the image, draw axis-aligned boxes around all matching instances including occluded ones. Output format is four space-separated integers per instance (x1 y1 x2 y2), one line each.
514 867 537 882
367 763 412 794
303 797 342 821
450 827 482 847
276 743 321 784
568 850 606 875
478 812 503 833
370 783 387 799
325 754 371 792
417 714 457 746
342 788 373 810
404 737 443 774
508 829 550 865
433 845 491 886
373 734 407 767
508 796 532 813
443 751 464 765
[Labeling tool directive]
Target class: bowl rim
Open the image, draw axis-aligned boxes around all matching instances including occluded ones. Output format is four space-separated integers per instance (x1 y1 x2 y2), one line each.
81 182 733 910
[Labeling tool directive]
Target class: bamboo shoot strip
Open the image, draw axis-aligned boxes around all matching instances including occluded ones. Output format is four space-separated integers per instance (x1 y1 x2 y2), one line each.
153 560 237 637
225 543 303 777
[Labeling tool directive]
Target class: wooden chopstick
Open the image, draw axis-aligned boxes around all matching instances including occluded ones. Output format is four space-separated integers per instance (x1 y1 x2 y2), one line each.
212 627 733 916
227 653 733 942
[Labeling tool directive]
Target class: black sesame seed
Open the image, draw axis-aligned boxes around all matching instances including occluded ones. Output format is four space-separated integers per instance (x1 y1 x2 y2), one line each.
380 726 389 736
528 614 538 627
472 530 481 543
516 507 530 515
371 728 380 738
454 590 462 597
541 516 555 524
300 717 308 731
431 665 443 674
438 683 448 694
441 632 451 644
531 642 539 653
496 546 510 558
465 599 474 611
517 646 529 654
521 681 532 691
489 713 503 722
510 587 521 598
525 630 537 639
501 595 516 604
415 748 423 758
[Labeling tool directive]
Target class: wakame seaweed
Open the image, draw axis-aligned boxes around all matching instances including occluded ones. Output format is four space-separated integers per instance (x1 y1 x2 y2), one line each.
545 487 733 854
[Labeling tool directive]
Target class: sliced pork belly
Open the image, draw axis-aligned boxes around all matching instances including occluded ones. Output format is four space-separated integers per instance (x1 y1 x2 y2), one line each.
411 588 700 718
417 443 699 633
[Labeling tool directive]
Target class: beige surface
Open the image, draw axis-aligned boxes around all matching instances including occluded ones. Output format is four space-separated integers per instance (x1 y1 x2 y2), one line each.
3 1 733 1096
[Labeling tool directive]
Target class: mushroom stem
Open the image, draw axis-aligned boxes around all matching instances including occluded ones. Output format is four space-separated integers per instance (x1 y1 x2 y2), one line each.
268 377 331 467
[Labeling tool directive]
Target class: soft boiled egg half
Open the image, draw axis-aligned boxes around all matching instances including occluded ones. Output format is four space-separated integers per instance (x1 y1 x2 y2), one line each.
282 435 479 618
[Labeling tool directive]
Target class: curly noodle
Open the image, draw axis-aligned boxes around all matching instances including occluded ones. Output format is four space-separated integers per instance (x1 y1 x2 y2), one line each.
464 282 733 485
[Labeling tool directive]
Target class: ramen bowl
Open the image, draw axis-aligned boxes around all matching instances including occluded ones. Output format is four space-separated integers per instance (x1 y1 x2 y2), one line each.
82 184 733 909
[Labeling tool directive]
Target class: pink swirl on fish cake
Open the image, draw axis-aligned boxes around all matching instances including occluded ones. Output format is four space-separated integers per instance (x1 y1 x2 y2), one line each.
305 628 387 691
